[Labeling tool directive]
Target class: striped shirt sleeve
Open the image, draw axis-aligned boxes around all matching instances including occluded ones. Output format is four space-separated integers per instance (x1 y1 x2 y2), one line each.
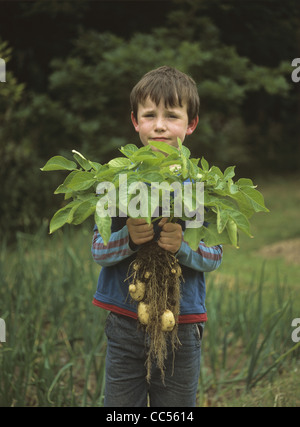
176 238 223 272
91 225 138 267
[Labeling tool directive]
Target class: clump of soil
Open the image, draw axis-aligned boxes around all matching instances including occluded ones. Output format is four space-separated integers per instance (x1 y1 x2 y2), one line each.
127 241 182 383
259 238 300 265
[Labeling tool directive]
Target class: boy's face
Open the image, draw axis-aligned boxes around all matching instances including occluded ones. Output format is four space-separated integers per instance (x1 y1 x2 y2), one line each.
131 97 198 150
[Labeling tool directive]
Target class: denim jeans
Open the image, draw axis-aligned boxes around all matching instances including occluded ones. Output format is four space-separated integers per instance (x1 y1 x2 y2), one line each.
103 312 204 407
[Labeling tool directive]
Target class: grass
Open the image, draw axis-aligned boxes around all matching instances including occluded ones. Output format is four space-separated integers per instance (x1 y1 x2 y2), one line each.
199 173 300 406
0 175 300 407
218 173 300 285
0 225 106 407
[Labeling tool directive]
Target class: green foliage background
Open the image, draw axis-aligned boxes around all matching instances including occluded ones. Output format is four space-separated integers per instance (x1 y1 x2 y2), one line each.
0 0 299 238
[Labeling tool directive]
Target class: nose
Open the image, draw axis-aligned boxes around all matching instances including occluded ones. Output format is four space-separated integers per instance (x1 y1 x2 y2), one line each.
154 116 166 132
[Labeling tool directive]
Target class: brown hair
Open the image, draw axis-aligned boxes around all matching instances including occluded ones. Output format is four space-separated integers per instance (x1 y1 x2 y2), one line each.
130 66 200 123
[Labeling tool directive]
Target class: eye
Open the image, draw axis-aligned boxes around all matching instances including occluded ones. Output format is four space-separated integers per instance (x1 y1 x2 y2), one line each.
166 111 179 119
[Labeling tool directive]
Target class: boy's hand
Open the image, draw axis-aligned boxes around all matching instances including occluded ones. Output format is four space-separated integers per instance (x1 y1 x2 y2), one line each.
126 218 154 246
157 218 182 254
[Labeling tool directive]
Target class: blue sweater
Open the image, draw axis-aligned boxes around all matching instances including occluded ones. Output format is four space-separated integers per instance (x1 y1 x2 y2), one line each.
91 217 222 323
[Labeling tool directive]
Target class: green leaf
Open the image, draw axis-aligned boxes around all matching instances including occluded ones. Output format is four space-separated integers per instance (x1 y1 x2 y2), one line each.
187 159 199 179
89 161 103 172
183 226 206 251
140 171 165 183
224 166 236 180
95 211 112 246
119 144 139 159
228 210 252 238
237 178 255 188
132 150 165 163
184 222 231 248
204 193 238 211
180 145 191 159
95 166 118 181
41 156 77 171
242 187 269 211
216 207 229 233
210 165 223 179
49 201 80 233
228 180 239 194
177 137 183 150
66 171 97 191
181 155 188 178
232 186 269 217
201 157 209 171
50 197 98 232
54 170 80 194
148 140 179 155
72 150 93 171
108 157 132 168
226 219 238 248
203 223 232 247
71 198 97 225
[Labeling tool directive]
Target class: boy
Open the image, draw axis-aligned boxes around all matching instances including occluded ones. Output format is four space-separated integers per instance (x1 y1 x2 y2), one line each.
92 66 223 407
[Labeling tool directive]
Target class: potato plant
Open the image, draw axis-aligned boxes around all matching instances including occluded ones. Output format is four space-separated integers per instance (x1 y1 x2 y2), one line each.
41 139 269 381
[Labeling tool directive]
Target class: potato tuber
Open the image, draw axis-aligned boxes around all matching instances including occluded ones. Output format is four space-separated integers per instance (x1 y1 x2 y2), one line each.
129 280 146 301
138 302 150 325
161 309 175 332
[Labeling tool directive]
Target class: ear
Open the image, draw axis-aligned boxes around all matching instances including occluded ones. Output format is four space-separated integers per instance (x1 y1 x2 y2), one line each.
186 116 199 135
131 112 139 132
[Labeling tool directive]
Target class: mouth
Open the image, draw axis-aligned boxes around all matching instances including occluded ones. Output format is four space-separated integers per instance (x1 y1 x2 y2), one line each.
149 137 170 142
